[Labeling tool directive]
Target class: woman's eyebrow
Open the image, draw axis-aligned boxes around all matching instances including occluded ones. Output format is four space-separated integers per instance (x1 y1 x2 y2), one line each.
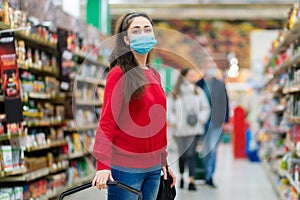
131 25 152 29
131 26 142 29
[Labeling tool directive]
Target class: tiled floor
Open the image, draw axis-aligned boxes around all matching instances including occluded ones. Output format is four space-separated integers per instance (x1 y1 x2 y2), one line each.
171 144 279 200
65 143 279 200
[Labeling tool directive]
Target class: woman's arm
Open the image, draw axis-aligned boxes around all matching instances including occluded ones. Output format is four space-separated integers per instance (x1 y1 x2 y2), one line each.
93 67 123 170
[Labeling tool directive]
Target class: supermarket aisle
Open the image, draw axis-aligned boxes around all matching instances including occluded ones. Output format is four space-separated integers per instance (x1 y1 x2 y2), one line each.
76 143 279 200
170 143 279 200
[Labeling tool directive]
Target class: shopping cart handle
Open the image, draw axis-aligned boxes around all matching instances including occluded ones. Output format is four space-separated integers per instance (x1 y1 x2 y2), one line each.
58 182 92 200
58 181 143 200
107 180 143 200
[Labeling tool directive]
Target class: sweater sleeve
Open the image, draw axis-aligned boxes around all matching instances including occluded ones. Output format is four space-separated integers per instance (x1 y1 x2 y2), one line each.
166 95 177 126
93 67 123 170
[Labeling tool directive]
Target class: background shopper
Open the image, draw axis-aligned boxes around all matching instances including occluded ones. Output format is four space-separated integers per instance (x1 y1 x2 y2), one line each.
167 68 210 191
92 12 176 200
196 68 229 188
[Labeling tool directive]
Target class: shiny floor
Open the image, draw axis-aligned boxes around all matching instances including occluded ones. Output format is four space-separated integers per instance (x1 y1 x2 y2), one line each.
64 143 279 200
171 143 279 200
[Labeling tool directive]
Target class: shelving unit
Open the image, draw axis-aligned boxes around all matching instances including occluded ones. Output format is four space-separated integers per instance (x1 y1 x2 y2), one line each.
0 2 110 199
0 23 97 200
260 4 300 200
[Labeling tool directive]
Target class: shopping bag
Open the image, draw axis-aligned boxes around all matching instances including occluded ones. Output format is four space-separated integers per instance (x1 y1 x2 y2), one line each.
156 170 176 200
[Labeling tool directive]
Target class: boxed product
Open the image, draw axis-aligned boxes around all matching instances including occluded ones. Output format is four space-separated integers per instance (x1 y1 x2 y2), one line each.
0 192 10 200
11 146 24 169
25 157 47 172
13 187 23 200
1 145 13 171
0 188 14 200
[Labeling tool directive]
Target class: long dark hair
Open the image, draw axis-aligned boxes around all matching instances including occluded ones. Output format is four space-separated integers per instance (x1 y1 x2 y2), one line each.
172 68 198 100
109 12 154 100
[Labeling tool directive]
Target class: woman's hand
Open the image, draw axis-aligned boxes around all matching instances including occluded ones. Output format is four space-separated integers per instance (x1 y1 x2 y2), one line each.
162 166 176 188
92 170 114 190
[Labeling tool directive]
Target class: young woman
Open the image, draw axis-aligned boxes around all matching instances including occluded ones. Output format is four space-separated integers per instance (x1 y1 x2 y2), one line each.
92 12 176 200
167 68 210 191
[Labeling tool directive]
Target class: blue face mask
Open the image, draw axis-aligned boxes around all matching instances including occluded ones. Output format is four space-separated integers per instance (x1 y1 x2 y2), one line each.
129 34 157 55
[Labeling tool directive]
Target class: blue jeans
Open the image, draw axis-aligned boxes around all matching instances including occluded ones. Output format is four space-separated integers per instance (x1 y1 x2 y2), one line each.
204 146 217 181
108 168 161 200
202 125 222 181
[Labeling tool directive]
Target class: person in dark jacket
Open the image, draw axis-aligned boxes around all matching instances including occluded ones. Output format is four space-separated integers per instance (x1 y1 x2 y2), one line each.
196 67 229 188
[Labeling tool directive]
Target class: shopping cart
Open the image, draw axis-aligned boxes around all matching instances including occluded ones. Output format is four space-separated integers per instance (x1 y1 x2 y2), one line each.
59 181 143 200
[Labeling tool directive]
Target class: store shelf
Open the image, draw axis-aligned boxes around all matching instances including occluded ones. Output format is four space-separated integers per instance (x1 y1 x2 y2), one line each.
273 105 286 114
0 132 27 142
0 162 69 182
289 116 300 124
47 173 95 199
23 111 44 118
27 92 52 100
0 22 57 54
269 51 300 81
65 124 98 132
283 85 300 94
0 167 49 182
35 194 48 200
76 99 102 107
74 51 108 67
262 160 287 200
48 162 69 174
25 140 67 152
75 76 99 85
98 81 106 87
18 63 59 77
26 119 66 128
1 93 60 102
285 170 300 194
0 168 27 178
67 150 90 160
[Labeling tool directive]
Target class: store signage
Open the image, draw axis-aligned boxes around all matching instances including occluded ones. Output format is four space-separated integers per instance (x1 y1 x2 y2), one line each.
0 32 23 123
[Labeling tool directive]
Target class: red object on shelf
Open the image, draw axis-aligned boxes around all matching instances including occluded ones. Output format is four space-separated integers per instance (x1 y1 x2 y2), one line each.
233 106 247 159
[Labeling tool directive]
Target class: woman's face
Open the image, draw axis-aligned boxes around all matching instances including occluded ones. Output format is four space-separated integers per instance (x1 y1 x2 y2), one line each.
185 69 201 84
124 16 153 44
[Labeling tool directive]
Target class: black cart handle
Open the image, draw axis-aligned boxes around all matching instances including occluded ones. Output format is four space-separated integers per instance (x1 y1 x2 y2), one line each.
58 180 143 200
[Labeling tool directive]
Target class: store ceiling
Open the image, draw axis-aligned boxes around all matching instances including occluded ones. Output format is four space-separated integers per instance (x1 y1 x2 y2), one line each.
109 0 296 4
109 3 293 20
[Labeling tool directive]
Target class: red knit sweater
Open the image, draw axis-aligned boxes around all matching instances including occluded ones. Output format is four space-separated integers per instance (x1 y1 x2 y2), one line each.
93 66 168 170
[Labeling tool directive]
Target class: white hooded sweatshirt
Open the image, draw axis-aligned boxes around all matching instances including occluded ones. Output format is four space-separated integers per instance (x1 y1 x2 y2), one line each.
167 81 211 137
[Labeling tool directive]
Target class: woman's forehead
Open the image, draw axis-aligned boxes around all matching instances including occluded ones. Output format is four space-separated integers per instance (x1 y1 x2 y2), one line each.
128 16 152 29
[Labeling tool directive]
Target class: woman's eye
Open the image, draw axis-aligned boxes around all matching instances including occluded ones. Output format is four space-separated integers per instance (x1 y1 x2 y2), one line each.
131 29 141 34
145 28 152 33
